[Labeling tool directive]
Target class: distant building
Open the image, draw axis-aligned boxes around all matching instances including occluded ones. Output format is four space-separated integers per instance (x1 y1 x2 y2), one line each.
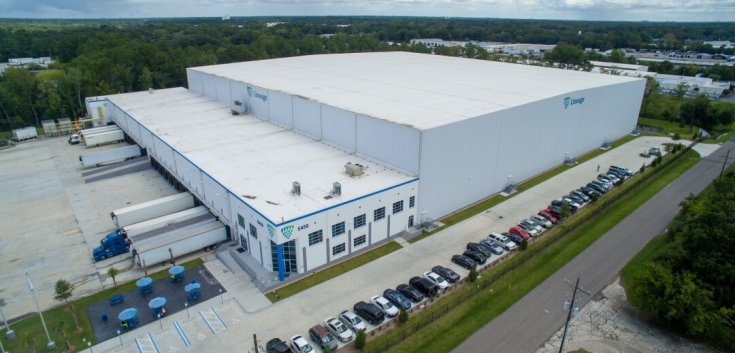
318 34 334 39
410 38 466 48
590 61 648 72
592 66 730 99
480 43 555 56
7 57 54 69
704 41 734 49
222 14 230 20
266 22 287 28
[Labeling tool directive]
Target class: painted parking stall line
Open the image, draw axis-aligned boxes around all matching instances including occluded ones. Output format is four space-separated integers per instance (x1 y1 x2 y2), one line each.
135 333 160 353
199 307 227 334
173 321 191 347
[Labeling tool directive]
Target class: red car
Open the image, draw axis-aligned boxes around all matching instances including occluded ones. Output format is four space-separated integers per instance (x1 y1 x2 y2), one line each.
538 210 558 224
543 208 561 219
508 226 531 240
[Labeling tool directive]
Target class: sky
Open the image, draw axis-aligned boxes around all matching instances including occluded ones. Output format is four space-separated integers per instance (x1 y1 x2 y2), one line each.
1 0 734 21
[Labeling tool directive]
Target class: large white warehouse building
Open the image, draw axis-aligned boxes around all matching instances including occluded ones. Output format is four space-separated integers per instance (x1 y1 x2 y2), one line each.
88 52 645 283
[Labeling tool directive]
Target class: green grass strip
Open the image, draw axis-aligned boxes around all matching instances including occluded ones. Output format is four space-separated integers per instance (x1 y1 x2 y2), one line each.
0 258 203 351
365 149 700 353
266 241 403 302
409 134 638 244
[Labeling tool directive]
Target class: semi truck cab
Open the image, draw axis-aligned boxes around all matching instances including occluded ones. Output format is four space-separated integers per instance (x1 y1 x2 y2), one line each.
93 231 130 261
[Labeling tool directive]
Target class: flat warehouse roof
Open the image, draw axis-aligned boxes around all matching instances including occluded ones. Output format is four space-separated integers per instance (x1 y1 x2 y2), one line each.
104 88 416 223
190 52 643 130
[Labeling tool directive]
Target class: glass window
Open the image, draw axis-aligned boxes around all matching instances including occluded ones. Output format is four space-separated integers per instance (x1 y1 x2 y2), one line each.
354 235 366 247
249 223 257 239
354 214 366 229
374 207 385 221
332 243 346 255
308 230 323 246
332 221 345 237
237 213 245 228
392 200 404 214
409 196 415 208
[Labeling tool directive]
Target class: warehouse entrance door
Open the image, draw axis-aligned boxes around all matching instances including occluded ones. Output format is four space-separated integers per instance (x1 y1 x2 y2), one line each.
408 216 414 228
271 240 297 275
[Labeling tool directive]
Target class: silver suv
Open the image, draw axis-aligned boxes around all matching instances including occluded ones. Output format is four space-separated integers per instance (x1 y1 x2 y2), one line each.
489 232 517 251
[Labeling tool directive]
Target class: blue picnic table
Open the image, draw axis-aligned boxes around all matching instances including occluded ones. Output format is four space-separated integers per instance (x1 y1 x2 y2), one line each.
170 273 185 283
109 294 124 305
139 284 153 296
120 317 139 330
187 291 201 302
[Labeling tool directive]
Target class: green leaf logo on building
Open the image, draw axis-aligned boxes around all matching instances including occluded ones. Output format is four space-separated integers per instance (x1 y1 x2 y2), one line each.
564 96 585 109
280 225 294 239
564 96 571 109
267 224 275 238
247 87 253 98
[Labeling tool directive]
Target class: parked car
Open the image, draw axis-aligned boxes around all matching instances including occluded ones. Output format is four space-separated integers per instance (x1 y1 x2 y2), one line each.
479 239 505 255
597 175 615 185
462 250 488 264
648 147 661 156
518 220 543 234
569 190 590 202
508 226 530 240
432 266 460 283
353 301 385 325
371 295 400 318
606 169 625 179
538 210 558 224
396 283 425 303
600 173 619 183
546 206 563 218
339 310 366 332
580 187 601 198
308 325 338 351
290 335 315 353
490 232 518 251
266 338 293 353
530 214 552 228
564 194 586 205
423 271 450 291
383 289 412 310
325 317 354 343
466 242 492 257
592 179 612 190
500 232 524 246
560 198 580 211
409 276 440 297
550 199 564 208
586 182 607 194
451 255 477 270
610 165 632 176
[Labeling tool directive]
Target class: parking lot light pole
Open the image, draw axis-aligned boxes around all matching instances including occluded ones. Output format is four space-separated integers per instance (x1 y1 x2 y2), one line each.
157 313 162 330
185 302 189 319
219 288 223 304
117 329 122 347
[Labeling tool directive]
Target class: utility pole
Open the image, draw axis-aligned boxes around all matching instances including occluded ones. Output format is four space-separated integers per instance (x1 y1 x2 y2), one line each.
719 150 733 178
559 278 590 353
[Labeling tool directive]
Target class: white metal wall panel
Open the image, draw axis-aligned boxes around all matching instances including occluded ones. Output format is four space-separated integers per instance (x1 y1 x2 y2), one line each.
292 98 321 139
202 73 217 100
356 115 420 174
139 128 152 150
230 80 249 113
616 80 645 138
215 76 231 105
186 69 204 94
268 91 294 128
173 152 202 193
201 173 230 223
321 106 356 151
228 195 273 267
419 112 503 220
247 85 270 119
556 91 587 159
529 99 564 174
575 87 615 154
153 135 174 170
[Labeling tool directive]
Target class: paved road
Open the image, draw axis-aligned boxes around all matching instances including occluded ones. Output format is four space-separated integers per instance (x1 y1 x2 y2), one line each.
453 138 735 353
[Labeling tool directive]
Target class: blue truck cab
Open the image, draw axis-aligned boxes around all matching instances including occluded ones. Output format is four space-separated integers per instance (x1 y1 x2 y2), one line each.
93 230 130 261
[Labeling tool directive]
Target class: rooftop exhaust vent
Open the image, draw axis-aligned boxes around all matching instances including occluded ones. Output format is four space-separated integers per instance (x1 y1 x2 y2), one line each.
332 182 342 196
148 88 154 94
345 162 365 176
292 181 301 196
231 100 246 115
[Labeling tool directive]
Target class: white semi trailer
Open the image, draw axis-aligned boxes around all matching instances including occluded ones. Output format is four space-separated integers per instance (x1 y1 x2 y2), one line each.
110 192 195 228
85 129 124 147
132 220 227 267
79 145 141 167
79 125 119 141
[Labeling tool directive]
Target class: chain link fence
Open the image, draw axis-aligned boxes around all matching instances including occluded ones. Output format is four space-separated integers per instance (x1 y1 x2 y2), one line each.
365 140 698 353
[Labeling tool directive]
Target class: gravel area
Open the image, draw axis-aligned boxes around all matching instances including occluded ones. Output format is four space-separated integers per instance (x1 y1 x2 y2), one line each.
84 265 227 343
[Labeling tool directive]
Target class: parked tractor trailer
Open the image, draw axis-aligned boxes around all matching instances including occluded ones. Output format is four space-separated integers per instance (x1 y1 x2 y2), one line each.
93 206 215 261
110 192 195 228
79 145 141 167
84 129 124 147
131 219 227 267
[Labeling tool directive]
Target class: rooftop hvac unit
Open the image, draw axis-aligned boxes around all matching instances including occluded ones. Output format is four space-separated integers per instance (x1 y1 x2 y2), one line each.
231 100 246 115
345 162 365 176
292 181 301 196
332 182 341 196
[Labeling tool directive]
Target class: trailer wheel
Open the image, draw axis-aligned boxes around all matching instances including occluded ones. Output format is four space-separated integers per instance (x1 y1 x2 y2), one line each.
204 246 213 252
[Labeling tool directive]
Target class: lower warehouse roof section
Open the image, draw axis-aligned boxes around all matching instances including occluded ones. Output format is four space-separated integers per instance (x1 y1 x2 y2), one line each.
104 87 417 224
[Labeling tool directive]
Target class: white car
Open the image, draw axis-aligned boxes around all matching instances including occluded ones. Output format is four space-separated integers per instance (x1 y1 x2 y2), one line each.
290 335 314 353
339 310 366 332
370 295 399 318
520 219 544 233
530 214 552 228
561 198 582 209
325 317 353 342
423 271 450 291
516 221 538 236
